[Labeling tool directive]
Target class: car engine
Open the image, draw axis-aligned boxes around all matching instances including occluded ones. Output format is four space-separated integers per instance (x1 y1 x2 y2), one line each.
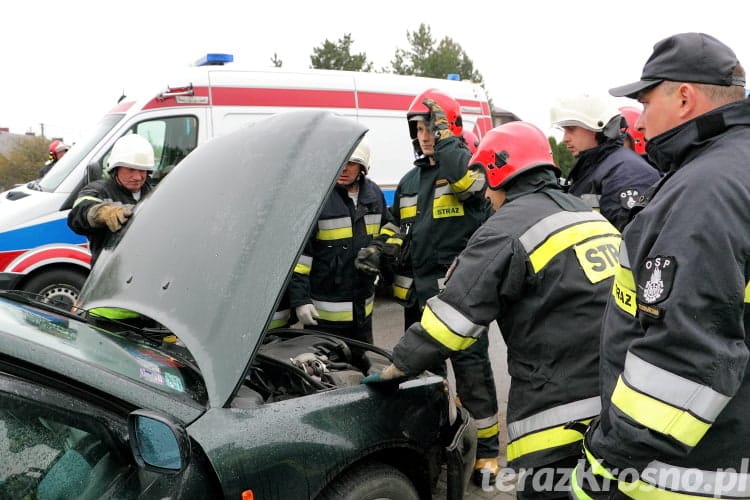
235 330 391 407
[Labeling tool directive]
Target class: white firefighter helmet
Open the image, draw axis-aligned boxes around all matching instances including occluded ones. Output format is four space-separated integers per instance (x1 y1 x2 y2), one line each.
106 134 155 173
550 93 621 133
349 137 371 174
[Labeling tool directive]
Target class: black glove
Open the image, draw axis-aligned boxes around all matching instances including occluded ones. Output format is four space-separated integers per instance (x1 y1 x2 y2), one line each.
355 239 384 275
422 98 453 142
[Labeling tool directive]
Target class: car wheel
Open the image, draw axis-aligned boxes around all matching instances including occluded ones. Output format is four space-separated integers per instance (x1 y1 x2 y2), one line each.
318 462 420 500
22 269 87 309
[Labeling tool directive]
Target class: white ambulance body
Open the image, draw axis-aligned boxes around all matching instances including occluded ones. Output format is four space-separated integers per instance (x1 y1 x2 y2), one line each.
0 54 493 304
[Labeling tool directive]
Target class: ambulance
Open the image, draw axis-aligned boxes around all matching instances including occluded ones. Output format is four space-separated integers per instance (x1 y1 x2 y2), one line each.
0 53 493 306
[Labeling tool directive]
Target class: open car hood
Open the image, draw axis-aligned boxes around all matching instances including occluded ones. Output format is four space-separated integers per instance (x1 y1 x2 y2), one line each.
78 111 367 408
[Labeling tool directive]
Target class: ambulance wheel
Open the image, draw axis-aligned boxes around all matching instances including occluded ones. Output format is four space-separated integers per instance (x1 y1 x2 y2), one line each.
22 268 87 309
317 462 419 500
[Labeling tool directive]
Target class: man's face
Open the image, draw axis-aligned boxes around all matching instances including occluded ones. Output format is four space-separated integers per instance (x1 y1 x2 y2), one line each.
416 121 436 156
637 83 684 140
484 187 507 211
561 126 598 157
337 162 362 186
115 167 149 193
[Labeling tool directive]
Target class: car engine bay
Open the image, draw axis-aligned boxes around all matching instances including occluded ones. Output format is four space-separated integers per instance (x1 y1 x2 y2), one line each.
232 329 392 408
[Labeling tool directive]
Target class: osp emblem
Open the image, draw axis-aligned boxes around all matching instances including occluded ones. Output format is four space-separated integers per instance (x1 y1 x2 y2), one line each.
638 256 676 305
619 189 641 209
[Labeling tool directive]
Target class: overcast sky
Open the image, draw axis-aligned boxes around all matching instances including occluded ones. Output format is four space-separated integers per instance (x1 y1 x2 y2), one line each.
3 1 748 143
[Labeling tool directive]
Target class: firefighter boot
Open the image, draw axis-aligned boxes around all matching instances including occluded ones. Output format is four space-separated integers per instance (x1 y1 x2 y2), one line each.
472 457 500 488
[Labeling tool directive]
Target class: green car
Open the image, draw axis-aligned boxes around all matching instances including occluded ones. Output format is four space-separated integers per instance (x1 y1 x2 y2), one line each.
0 111 475 499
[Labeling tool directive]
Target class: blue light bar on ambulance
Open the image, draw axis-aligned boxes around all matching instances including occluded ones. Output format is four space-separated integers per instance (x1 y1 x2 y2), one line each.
446 73 460 81
195 53 234 67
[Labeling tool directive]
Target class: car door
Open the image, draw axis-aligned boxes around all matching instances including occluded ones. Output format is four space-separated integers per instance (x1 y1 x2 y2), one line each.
0 369 219 499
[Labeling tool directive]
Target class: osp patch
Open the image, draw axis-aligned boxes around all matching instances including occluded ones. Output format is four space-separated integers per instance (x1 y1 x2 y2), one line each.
638 256 676 305
619 188 642 209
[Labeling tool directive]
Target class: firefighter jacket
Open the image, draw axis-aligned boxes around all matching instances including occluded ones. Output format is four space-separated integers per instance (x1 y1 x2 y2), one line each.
567 140 660 231
289 177 391 328
68 176 152 265
390 135 491 308
391 168 620 469
584 99 750 499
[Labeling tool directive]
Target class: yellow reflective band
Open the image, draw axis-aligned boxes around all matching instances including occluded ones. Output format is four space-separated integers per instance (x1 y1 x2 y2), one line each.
380 226 397 237
294 263 311 276
400 205 417 219
89 307 141 320
612 270 637 316
573 235 621 283
506 419 591 462
583 447 616 480
393 284 410 300
476 422 499 439
385 237 403 246
529 220 618 272
316 309 354 322
72 195 103 208
365 223 380 236
365 299 374 317
745 282 750 303
570 464 596 500
421 305 476 351
317 227 353 241
611 377 710 447
450 171 475 193
267 318 288 329
432 193 464 219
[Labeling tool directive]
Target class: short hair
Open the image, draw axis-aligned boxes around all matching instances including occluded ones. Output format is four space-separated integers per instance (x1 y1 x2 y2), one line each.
660 64 747 105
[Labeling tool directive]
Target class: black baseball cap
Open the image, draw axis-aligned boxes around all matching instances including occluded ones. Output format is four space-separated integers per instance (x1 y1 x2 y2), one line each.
610 32 745 98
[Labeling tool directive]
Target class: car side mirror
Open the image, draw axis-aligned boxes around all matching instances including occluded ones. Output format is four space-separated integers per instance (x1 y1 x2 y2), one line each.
128 409 190 474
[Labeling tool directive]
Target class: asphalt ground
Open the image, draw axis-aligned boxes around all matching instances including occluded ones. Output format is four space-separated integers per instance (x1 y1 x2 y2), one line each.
372 297 517 499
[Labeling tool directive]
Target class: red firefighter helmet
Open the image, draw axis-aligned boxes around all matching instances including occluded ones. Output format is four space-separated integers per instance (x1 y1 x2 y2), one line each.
48 139 62 154
462 129 479 155
406 88 463 155
619 106 646 155
469 121 556 190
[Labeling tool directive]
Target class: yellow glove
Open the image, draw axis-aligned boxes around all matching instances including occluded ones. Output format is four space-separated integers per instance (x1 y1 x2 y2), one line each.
423 97 453 142
90 202 133 232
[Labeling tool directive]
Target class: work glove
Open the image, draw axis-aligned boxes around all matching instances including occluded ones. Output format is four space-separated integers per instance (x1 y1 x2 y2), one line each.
88 202 134 232
423 97 453 142
295 303 319 326
361 363 408 384
355 239 385 275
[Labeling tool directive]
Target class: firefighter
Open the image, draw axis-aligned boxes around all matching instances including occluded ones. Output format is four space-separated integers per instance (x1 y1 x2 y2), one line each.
38 139 70 178
618 106 646 156
356 88 501 484
288 137 390 343
551 93 659 231
620 105 659 171
68 134 154 266
364 121 621 498
571 32 750 500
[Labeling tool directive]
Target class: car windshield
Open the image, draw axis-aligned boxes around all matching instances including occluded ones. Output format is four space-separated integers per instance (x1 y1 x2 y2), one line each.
38 114 125 192
0 297 207 406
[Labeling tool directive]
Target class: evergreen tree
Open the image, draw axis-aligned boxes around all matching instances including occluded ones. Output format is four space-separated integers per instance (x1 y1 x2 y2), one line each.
310 34 374 71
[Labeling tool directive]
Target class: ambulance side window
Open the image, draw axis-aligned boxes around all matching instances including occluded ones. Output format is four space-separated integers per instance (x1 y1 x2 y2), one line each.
133 116 199 184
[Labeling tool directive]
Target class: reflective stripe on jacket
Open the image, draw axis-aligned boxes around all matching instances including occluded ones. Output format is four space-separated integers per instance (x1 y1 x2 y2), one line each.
288 178 390 325
390 136 491 307
392 169 619 468
587 99 750 496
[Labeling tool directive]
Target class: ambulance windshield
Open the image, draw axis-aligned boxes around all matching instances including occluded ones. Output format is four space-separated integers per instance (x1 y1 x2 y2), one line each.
39 114 125 192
